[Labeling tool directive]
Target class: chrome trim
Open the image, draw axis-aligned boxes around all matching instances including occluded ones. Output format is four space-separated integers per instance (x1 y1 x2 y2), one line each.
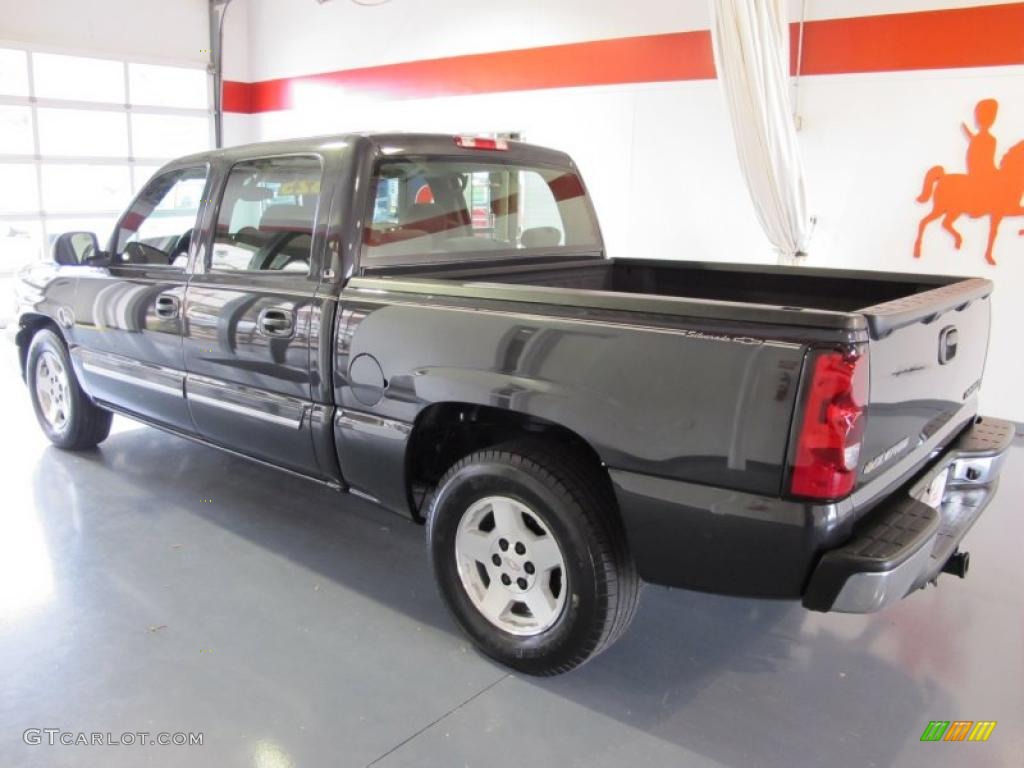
97 401 343 491
336 409 412 439
348 487 381 504
75 349 184 397
82 363 183 397
830 539 936 613
185 373 310 430
947 452 1008 486
186 391 304 428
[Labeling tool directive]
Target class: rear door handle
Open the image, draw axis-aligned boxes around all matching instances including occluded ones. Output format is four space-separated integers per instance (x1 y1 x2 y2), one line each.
257 308 294 337
155 294 180 319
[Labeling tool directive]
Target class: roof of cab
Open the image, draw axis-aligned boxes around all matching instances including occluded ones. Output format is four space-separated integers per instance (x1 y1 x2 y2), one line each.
164 132 576 171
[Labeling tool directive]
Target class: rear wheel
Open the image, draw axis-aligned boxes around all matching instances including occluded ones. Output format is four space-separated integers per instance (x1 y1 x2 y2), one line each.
427 441 640 675
27 329 112 450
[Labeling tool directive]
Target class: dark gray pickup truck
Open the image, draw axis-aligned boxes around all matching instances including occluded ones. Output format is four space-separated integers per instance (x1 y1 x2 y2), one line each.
11 133 1012 674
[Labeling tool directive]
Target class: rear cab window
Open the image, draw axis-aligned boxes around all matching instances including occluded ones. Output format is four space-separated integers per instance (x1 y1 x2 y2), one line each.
363 157 601 265
210 155 322 274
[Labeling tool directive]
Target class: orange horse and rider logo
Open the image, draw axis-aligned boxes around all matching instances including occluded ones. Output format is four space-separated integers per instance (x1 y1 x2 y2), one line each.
915 98 1024 265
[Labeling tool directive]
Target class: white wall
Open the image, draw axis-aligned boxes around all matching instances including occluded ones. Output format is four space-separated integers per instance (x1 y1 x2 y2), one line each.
0 0 208 66
230 0 1017 82
236 0 709 81
799 67 1024 424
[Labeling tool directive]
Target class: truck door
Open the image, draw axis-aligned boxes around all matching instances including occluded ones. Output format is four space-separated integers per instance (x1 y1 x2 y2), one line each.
181 154 329 478
71 165 209 432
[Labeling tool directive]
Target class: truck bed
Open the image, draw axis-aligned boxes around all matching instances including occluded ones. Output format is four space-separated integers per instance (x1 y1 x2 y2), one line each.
353 256 993 517
368 257 991 338
431 258 947 311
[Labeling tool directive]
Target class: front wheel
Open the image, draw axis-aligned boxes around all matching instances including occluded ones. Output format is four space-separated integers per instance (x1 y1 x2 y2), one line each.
427 441 640 675
27 329 112 450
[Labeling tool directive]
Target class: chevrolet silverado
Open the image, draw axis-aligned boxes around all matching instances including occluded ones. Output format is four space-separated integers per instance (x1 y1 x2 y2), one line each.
11 133 1012 674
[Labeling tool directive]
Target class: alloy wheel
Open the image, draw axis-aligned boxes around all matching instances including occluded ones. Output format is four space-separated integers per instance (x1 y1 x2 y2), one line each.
454 495 568 636
35 350 70 431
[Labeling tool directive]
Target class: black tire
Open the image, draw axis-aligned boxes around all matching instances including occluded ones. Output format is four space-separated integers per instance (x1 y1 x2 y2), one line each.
26 329 112 450
427 440 640 675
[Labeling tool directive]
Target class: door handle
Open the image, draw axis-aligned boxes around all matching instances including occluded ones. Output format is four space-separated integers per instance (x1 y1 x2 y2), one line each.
155 294 180 319
257 308 294 337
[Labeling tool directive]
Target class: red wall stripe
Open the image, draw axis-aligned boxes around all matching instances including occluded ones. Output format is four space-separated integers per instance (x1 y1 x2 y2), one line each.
791 4 1024 75
238 29 714 114
224 3 1024 114
222 80 252 114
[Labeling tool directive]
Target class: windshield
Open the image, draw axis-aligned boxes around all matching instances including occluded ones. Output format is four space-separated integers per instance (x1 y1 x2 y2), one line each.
363 158 601 264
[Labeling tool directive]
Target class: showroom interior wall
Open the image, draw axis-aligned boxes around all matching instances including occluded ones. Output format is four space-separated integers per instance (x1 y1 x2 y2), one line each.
0 0 209 63
221 0 1024 421
1 1 1020 420
0 0 214 319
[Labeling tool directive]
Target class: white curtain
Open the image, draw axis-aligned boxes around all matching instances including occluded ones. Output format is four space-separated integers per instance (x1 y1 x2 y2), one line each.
710 0 812 264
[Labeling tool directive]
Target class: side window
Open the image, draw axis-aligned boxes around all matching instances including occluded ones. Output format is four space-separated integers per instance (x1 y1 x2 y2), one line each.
210 155 321 273
113 166 207 268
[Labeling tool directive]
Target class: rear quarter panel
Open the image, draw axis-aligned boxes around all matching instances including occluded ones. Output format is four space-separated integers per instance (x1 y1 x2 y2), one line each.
334 291 808 514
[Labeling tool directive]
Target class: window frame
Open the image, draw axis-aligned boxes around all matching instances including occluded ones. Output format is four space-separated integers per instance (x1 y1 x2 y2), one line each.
109 163 211 271
206 153 326 277
0 43 212 263
359 153 604 269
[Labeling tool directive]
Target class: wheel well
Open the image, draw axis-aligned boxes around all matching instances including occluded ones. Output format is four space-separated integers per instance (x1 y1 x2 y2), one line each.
405 402 613 521
15 314 62 380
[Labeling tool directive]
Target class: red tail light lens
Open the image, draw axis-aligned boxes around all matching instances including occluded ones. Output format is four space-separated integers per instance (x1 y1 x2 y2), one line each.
790 348 869 500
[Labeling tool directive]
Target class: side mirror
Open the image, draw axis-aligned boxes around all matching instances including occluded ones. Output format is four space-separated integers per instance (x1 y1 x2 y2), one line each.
53 231 100 265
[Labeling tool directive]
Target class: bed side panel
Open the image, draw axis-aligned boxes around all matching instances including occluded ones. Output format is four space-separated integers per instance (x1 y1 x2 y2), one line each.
334 295 808 511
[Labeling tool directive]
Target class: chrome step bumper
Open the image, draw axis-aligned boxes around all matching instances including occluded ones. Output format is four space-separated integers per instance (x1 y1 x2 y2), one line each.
803 417 1014 613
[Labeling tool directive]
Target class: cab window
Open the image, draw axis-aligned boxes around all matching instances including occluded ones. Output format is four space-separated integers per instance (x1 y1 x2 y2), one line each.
210 156 321 273
113 166 208 268
364 159 600 265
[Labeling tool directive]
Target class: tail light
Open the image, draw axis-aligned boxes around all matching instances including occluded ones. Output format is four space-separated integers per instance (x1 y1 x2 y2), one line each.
790 348 869 500
454 136 508 150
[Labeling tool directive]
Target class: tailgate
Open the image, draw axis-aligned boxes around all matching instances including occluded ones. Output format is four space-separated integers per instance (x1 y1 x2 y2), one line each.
857 278 992 486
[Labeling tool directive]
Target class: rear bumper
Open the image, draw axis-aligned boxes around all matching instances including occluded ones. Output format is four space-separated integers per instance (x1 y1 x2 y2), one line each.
803 416 1014 613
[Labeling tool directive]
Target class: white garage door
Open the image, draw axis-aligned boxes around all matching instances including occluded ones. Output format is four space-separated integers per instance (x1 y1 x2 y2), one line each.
0 46 212 321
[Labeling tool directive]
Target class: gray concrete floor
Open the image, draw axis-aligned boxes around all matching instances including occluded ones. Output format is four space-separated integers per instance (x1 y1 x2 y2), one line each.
0 354 1021 768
